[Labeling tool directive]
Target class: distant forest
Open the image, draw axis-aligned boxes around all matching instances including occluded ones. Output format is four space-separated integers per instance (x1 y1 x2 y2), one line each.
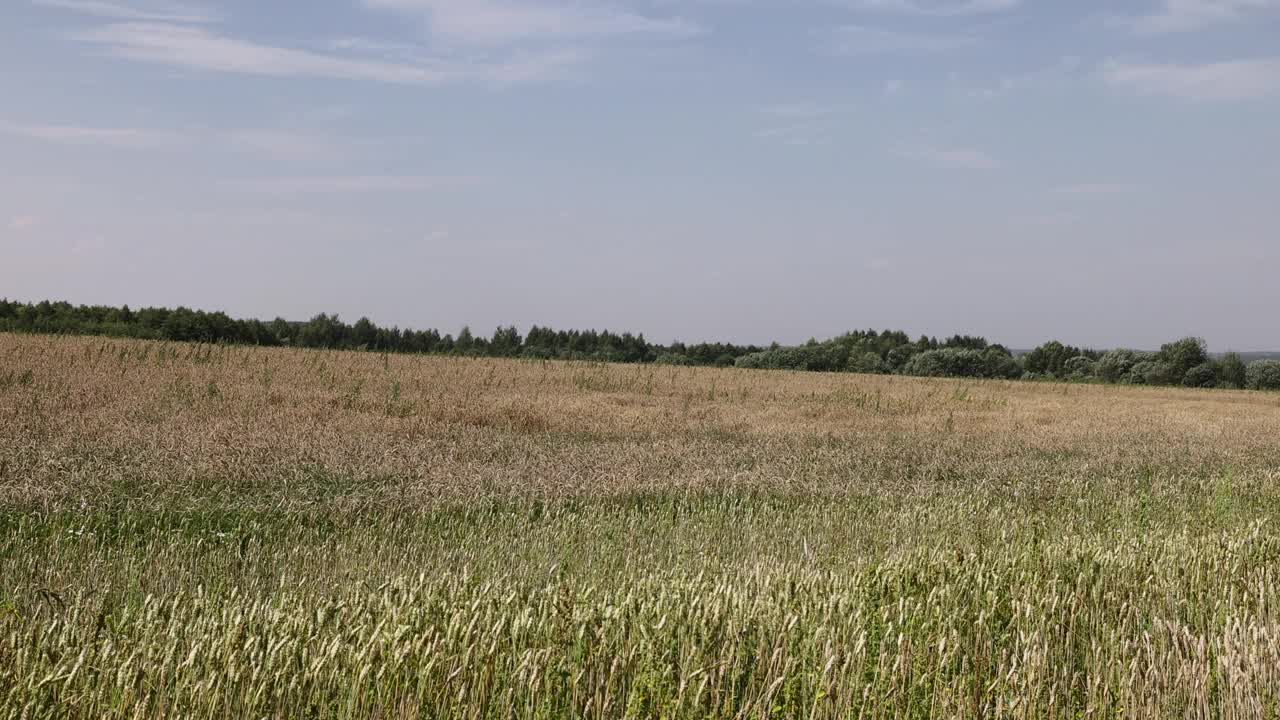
3 299 1278 391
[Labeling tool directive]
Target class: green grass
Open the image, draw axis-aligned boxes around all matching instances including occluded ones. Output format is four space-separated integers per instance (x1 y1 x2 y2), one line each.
4 487 1280 718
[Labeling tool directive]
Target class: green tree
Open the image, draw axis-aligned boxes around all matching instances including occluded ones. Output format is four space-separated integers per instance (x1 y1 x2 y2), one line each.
352 317 378 349
982 348 1022 379
902 348 988 378
1219 352 1247 388
1023 341 1083 377
1097 349 1141 383
847 352 884 374
943 334 989 351
490 326 522 357
1131 361 1177 386
297 313 346 348
1246 360 1280 390
1157 337 1208 381
884 345 918 373
455 326 475 354
1064 356 1096 379
1182 363 1218 388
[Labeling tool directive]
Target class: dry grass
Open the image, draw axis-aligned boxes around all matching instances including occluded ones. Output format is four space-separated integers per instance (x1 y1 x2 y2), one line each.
2 334 1280 717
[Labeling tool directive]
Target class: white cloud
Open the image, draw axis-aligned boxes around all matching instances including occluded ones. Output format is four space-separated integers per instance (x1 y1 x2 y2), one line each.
1103 58 1280 101
894 145 1000 169
32 0 215 23
883 78 904 95
0 121 184 149
1110 0 1278 34
362 0 699 45
824 25 976 54
241 176 481 193
9 216 39 232
75 22 581 86
840 0 1019 16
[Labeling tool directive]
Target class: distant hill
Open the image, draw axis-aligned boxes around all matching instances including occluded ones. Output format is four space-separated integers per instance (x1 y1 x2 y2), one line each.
1230 352 1280 363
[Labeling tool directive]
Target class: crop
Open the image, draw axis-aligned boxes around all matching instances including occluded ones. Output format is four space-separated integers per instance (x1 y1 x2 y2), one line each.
2 334 1280 718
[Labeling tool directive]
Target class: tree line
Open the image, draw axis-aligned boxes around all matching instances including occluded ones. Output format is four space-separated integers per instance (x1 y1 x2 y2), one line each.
2 299 1277 391
0 299 761 366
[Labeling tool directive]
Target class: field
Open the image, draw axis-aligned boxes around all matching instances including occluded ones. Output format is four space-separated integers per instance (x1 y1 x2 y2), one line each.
3 333 1280 718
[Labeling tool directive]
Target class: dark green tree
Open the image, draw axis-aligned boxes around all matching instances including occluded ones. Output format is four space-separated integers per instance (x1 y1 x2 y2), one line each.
1023 341 1093 377
352 317 378 349
490 326 523 357
1157 337 1208 380
455 326 475 355
1219 352 1247 388
1182 363 1218 388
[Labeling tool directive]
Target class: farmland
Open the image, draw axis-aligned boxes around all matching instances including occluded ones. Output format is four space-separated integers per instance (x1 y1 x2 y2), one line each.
3 333 1280 718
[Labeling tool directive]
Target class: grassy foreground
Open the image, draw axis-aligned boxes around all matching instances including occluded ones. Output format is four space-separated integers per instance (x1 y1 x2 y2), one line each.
2 334 1280 718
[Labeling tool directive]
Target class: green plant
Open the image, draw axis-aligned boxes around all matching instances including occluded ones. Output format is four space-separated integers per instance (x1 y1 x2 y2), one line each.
1182 363 1218 388
1245 359 1280 390
1218 352 1247 388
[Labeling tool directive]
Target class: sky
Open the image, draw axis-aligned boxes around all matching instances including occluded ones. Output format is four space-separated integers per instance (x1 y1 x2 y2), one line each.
2 0 1278 350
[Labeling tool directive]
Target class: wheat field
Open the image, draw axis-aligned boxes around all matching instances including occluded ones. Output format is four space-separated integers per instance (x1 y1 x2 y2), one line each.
3 333 1280 718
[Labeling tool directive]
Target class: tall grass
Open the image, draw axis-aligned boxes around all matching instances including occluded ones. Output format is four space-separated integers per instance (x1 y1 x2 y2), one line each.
2 334 1280 717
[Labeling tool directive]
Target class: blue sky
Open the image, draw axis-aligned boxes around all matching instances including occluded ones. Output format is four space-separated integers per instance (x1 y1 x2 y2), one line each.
3 0 1278 349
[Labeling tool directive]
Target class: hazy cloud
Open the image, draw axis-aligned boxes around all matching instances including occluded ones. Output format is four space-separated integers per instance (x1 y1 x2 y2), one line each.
71 236 108 254
1010 211 1080 227
8 216 39 232
219 130 337 159
32 0 215 24
824 25 976 54
758 103 837 120
752 124 831 145
2 122 343 158
240 175 481 194
75 22 582 85
1103 58 1280 100
0 121 185 149
962 56 1083 99
753 103 852 145
1053 183 1142 195
840 0 1019 16
894 145 1000 169
362 0 699 45
1110 0 1279 34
